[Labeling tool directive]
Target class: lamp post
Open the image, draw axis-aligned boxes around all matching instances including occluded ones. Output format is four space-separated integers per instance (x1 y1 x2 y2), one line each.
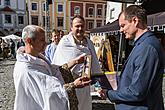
45 0 53 43
45 0 50 42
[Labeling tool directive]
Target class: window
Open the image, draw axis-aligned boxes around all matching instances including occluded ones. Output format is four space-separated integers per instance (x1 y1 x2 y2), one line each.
57 17 63 27
58 4 63 12
43 16 45 26
5 15 11 23
97 8 102 16
18 16 24 24
74 6 80 15
42 16 50 27
88 21 94 30
4 0 10 5
31 16 38 25
104 5 107 17
43 3 48 11
97 22 102 27
32 3 37 11
88 7 94 17
43 3 46 11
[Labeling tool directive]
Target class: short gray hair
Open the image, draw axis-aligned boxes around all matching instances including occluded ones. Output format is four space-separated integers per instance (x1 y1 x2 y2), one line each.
22 25 45 42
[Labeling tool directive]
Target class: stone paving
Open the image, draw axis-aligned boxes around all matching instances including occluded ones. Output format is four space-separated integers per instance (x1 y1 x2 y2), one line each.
0 59 165 110
0 59 15 110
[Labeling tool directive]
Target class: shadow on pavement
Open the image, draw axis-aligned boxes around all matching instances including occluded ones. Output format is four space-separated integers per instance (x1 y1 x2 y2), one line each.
92 102 115 110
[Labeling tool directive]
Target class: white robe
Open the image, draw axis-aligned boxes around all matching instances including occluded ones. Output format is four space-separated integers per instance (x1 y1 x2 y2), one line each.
52 32 102 110
13 48 69 110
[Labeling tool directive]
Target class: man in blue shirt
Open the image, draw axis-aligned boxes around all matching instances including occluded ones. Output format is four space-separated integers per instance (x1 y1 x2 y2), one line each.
100 5 165 110
45 29 61 63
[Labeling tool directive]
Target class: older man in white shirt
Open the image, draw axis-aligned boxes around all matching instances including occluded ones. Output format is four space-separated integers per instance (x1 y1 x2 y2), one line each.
13 25 91 110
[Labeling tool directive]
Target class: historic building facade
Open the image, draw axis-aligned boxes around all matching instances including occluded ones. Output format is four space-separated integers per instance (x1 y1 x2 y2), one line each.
27 0 106 36
69 0 107 33
0 0 27 36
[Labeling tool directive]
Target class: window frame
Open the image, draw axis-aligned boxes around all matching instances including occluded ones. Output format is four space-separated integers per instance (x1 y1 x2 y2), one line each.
74 6 80 15
96 22 102 27
31 2 38 11
5 14 12 24
43 16 45 26
18 15 24 25
57 4 63 13
57 17 63 27
4 0 10 6
88 7 94 17
31 16 38 25
42 2 46 11
97 8 102 16
88 21 94 30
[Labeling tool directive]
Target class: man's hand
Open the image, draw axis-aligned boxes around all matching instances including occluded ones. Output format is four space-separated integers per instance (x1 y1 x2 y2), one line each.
67 54 85 69
73 53 86 64
73 76 91 88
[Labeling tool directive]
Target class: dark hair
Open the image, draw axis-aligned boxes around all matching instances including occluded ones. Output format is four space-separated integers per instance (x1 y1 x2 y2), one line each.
119 5 147 25
59 30 64 33
71 15 85 26
51 29 60 34
52 29 56 33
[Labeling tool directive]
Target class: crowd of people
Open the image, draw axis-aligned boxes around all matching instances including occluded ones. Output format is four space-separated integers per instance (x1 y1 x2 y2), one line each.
0 38 9 59
11 5 165 110
0 37 25 59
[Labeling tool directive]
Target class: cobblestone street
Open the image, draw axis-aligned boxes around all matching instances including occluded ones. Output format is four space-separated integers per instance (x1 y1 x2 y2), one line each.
0 59 165 110
0 59 15 110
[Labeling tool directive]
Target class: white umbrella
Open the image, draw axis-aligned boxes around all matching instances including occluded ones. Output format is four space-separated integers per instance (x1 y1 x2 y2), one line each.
2 34 21 41
2 34 22 44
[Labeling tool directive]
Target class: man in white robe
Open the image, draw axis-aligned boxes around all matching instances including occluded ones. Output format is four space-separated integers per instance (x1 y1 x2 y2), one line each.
13 25 91 110
52 15 102 110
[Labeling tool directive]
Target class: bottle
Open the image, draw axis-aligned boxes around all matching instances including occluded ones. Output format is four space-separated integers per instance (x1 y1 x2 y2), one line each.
94 81 101 91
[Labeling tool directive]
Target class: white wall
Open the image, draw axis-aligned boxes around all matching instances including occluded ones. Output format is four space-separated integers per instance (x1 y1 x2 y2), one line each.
106 2 122 24
17 0 26 10
0 0 25 10
10 0 17 9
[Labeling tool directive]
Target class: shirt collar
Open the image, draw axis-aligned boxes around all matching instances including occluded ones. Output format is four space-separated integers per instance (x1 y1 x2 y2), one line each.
133 31 154 46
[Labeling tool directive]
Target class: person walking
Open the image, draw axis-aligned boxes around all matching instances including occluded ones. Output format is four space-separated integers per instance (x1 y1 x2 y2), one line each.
9 39 16 58
1 39 10 59
59 30 64 38
13 25 91 110
17 39 25 50
52 15 102 110
99 5 165 110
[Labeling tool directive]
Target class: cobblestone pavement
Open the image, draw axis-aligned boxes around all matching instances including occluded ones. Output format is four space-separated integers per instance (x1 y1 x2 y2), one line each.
0 59 15 110
0 59 165 110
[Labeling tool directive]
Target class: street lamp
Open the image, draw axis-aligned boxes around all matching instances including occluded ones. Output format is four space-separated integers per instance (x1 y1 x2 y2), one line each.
45 0 52 42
